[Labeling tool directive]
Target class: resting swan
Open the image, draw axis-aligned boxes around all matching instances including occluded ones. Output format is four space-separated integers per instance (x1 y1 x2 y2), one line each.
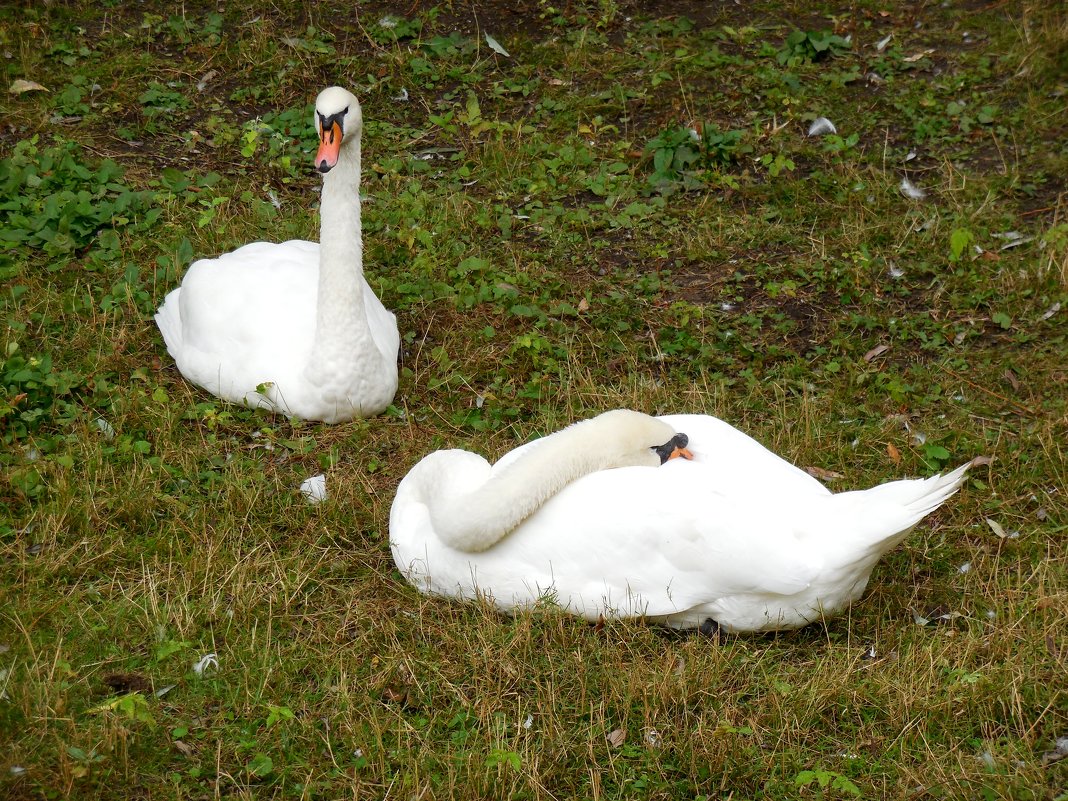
390 410 973 633
154 87 399 422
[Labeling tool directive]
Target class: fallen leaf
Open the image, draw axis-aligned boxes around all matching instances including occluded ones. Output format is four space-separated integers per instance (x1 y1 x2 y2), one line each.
864 343 890 362
607 728 626 747
9 79 48 94
1002 369 1020 392
484 33 510 57
1040 737 1068 765
903 48 935 62
887 442 902 464
969 455 993 468
577 297 590 312
805 465 844 481
986 518 1007 538
174 740 195 757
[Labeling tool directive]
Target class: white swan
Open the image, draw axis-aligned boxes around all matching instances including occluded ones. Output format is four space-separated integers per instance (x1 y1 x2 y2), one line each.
390 410 973 633
154 87 399 422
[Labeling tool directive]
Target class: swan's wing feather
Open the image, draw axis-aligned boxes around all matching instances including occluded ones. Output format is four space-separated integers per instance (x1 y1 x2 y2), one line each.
423 462 823 620
660 414 830 497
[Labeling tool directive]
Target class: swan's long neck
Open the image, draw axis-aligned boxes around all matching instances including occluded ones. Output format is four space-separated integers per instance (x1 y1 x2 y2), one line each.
305 139 385 385
422 412 665 553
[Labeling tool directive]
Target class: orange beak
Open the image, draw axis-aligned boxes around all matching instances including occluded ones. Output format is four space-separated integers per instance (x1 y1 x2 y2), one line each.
668 446 694 461
315 120 342 173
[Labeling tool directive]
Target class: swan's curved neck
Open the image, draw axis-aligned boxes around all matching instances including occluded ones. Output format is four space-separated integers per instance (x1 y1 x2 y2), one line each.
306 139 386 381
421 413 666 553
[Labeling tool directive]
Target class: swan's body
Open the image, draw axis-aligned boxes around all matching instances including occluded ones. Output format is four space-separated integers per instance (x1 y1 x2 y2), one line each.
390 411 972 632
154 87 399 422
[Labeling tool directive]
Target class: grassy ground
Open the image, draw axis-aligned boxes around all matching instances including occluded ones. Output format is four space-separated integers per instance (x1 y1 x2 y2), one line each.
2 0 1066 798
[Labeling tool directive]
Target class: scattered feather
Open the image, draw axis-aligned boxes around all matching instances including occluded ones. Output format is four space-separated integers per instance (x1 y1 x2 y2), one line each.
643 728 662 748
978 751 995 769
484 33 510 57
807 117 837 136
196 70 218 92
378 16 398 29
899 177 926 200
985 609 996 620
192 653 218 676
523 714 533 730
719 302 734 311
9 766 25 776
861 645 877 659
889 261 905 278
1040 302 1061 320
392 87 409 102
999 236 1033 251
863 343 890 362
1036 508 1048 521
300 474 327 504
267 190 281 210
910 431 927 446
155 684 177 698
804 465 844 481
607 728 626 747
905 150 917 162
94 417 115 439
25 543 43 556
875 33 893 51
9 79 48 94
969 455 993 468
957 562 971 574
577 297 590 312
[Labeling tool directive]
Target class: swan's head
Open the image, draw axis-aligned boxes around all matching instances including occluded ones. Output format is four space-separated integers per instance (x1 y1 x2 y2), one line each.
583 410 693 469
314 86 362 174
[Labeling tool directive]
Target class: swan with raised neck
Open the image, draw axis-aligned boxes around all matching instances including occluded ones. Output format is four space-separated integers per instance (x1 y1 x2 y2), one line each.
153 86 399 422
412 410 684 552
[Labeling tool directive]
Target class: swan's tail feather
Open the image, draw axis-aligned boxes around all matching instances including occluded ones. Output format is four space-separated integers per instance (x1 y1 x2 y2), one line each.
899 460 972 519
854 460 971 520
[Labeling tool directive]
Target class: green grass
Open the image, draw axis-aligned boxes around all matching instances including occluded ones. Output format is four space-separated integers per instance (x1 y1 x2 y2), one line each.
1 0 1066 798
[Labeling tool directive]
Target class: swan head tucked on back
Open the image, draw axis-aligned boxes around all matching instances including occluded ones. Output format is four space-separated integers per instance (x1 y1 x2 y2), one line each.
314 87 362 174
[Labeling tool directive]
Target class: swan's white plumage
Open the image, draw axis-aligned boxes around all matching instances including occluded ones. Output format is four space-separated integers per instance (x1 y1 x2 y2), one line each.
390 413 972 632
154 88 399 423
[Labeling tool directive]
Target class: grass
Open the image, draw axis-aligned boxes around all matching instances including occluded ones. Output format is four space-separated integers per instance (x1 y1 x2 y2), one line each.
1 0 1066 798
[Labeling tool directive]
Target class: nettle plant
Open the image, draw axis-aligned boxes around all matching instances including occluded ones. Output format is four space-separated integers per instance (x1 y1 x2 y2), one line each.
644 123 749 192
776 29 852 65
